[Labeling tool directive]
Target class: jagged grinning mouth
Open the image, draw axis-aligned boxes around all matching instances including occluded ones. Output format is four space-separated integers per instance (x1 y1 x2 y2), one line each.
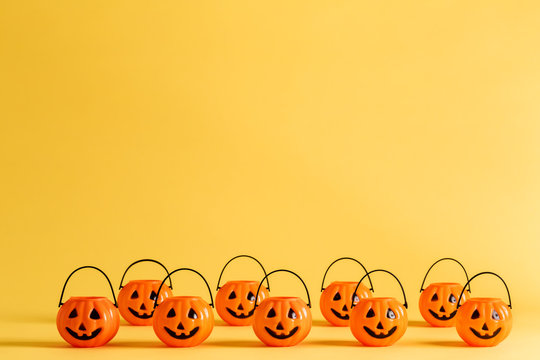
330 308 349 320
226 307 255 319
363 326 397 339
128 307 154 319
428 309 457 321
470 327 501 339
264 326 299 339
65 327 102 340
164 326 200 339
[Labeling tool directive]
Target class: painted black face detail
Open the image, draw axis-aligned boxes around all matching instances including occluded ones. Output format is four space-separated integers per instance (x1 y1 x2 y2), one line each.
386 309 396 319
131 291 139 299
492 310 500 320
431 293 438 301
470 326 502 339
331 308 349 320
363 325 397 339
226 307 255 319
333 292 341 301
366 308 375 318
128 307 154 319
247 291 256 301
428 309 457 320
150 291 158 301
265 326 299 339
65 327 102 340
167 308 176 318
471 309 480 319
89 309 100 320
449 294 457 303
267 308 276 318
69 309 78 318
164 326 200 339
228 291 236 300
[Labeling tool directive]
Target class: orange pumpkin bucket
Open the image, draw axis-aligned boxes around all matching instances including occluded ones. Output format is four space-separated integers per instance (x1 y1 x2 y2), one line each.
152 268 214 347
118 259 174 326
215 255 270 326
252 269 312 347
320 257 374 326
350 269 408 347
419 258 471 327
57 266 120 347
455 272 512 347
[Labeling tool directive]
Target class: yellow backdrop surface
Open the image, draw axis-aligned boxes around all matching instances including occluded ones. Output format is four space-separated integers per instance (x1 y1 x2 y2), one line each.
1 1 540 359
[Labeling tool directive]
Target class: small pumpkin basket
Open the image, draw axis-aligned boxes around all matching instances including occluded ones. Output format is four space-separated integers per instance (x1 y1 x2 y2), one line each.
418 257 471 327
215 255 270 326
152 268 215 347
455 272 512 347
350 269 408 347
320 257 374 326
252 269 312 347
56 266 120 348
117 259 173 326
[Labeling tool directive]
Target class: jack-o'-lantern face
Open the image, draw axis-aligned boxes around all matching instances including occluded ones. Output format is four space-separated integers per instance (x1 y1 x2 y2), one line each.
253 297 312 347
216 281 269 326
350 298 408 347
419 283 469 327
320 281 372 326
456 298 512 347
118 280 172 326
57 297 120 347
153 296 214 347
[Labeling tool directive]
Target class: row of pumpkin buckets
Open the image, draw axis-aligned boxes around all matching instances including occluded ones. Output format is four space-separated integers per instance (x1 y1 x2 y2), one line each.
57 256 512 348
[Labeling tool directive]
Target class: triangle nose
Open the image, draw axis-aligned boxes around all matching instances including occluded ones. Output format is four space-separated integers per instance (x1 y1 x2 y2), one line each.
482 323 489 331
238 304 244 310
342 304 348 311
276 322 284 330
177 322 185 330
376 322 384 330
79 323 86 331
439 306 445 313
140 303 147 310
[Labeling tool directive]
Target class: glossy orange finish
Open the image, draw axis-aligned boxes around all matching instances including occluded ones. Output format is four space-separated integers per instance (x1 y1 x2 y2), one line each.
419 283 469 327
153 296 214 347
118 280 172 326
216 281 269 326
350 297 407 347
456 298 512 347
253 297 312 347
320 281 372 326
56 297 120 347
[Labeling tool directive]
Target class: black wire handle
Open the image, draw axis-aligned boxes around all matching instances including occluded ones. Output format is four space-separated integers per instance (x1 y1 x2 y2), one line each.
419 257 471 293
351 269 408 309
154 268 214 308
457 272 512 309
119 259 173 290
254 269 311 309
320 257 374 292
58 266 117 307
216 255 270 291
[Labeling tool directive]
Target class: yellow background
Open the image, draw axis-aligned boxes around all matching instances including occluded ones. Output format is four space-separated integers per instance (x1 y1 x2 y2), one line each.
1 0 540 359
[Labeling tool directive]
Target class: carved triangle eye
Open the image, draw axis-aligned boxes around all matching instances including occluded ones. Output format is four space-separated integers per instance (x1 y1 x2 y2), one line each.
188 308 198 319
